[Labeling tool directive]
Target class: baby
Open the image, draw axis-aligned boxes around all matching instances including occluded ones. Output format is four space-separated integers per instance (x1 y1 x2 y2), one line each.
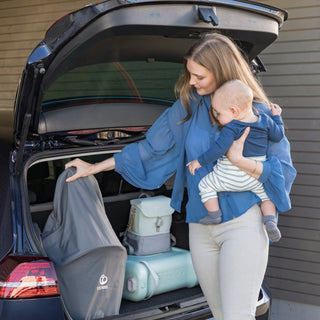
187 79 284 242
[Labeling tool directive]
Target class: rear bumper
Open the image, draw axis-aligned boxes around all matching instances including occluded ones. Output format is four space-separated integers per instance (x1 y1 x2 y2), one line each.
0 296 64 320
108 286 271 320
256 287 271 318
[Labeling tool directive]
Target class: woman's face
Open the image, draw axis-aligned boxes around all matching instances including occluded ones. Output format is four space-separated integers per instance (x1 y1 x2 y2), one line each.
187 59 217 95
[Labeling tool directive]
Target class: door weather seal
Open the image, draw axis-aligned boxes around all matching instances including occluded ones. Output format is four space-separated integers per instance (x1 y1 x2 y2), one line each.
14 113 31 176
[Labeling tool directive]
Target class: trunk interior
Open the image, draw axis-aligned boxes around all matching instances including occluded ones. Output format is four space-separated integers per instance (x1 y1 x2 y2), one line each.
26 153 206 319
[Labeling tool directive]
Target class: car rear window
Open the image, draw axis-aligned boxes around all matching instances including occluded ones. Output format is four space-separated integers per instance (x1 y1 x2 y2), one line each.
43 61 183 104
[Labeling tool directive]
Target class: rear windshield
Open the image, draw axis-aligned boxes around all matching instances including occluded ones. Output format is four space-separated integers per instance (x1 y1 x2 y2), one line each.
43 61 183 104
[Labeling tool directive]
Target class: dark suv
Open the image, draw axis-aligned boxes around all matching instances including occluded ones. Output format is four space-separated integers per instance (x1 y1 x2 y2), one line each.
0 1 287 319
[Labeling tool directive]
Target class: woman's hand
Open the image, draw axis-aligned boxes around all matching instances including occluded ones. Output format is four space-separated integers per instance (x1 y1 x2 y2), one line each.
226 127 263 179
65 156 116 182
226 127 250 166
65 158 94 182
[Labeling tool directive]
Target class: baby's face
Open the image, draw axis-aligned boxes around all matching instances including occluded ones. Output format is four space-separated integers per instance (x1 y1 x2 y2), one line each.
211 96 235 126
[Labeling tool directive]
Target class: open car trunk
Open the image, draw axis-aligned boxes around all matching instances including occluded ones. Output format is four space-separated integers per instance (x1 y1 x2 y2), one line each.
26 152 210 319
25 150 270 320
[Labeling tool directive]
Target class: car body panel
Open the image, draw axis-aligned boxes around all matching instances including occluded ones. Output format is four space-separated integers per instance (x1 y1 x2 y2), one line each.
0 297 64 320
0 141 12 262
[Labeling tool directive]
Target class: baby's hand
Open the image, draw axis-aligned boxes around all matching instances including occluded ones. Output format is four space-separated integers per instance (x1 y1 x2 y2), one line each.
186 159 202 175
270 103 282 116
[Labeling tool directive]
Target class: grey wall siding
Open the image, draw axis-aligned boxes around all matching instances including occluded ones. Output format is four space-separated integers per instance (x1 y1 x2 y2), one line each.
0 0 89 140
258 0 320 306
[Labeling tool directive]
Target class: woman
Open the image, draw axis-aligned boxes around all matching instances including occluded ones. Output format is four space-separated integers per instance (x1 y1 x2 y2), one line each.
66 33 296 320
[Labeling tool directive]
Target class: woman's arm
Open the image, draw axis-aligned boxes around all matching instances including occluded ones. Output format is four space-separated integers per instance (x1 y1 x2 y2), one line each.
65 100 186 186
227 102 296 212
226 127 263 180
65 157 115 182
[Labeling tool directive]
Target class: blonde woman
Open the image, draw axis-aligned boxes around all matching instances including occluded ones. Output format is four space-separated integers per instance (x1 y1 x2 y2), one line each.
66 34 296 320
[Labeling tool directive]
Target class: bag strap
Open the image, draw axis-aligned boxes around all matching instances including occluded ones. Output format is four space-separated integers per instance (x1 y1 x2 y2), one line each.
127 207 136 231
121 230 134 254
139 260 159 300
170 233 177 247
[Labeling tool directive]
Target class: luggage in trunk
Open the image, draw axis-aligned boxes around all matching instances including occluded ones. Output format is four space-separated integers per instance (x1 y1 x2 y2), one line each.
123 195 174 255
42 168 127 320
122 247 198 302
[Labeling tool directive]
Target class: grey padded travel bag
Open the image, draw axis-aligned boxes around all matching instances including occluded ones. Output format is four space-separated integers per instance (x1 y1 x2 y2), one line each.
42 168 127 320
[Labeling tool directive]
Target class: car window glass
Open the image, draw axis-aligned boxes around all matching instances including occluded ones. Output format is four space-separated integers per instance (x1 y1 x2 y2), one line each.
42 61 182 105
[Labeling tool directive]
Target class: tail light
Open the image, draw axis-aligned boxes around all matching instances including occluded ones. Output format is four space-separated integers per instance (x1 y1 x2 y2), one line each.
0 256 60 299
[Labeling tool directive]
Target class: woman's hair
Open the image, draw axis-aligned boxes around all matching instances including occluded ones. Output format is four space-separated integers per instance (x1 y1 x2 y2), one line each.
175 33 270 122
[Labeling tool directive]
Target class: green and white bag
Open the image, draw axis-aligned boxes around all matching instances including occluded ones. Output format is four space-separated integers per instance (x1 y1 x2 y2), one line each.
123 195 174 255
128 195 174 235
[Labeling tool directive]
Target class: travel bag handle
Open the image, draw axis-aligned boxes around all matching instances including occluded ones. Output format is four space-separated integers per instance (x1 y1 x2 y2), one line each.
139 260 159 300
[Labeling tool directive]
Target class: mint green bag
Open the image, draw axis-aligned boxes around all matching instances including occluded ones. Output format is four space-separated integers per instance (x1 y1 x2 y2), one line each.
127 195 174 236
122 247 198 301
122 195 175 255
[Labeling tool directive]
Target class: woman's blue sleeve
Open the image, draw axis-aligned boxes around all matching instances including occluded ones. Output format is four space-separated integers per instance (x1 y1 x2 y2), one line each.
114 100 186 190
256 103 297 211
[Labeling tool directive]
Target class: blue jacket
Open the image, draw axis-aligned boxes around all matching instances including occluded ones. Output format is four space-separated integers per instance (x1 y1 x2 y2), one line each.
115 93 296 223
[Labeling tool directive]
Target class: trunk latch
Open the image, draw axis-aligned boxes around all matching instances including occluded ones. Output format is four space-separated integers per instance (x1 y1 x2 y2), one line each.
198 6 219 26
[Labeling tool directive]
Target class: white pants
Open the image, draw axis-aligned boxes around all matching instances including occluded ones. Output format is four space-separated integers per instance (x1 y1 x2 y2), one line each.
189 204 269 320
198 156 269 204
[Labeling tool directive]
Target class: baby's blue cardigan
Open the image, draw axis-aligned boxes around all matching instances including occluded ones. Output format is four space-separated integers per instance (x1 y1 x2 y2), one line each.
115 93 296 223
